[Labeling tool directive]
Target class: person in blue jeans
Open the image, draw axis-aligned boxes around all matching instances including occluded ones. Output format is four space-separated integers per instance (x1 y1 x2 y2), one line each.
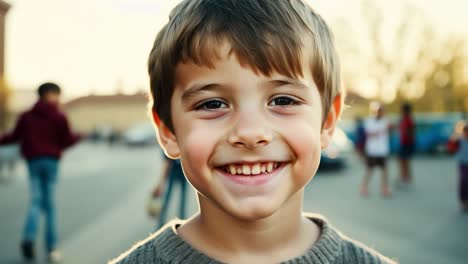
0 83 82 262
24 158 59 255
152 156 188 229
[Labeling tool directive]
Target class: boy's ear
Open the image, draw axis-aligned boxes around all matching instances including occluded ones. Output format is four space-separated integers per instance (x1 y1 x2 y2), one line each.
152 111 181 159
151 110 161 126
321 93 343 149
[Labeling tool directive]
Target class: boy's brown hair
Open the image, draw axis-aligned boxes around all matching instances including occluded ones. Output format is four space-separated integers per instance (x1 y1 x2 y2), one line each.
148 0 342 132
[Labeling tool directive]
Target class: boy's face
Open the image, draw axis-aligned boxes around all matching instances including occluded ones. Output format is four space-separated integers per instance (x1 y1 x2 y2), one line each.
157 46 341 220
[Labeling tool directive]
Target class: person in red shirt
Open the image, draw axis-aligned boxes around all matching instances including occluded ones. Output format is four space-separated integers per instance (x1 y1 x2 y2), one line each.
0 82 82 263
398 103 415 185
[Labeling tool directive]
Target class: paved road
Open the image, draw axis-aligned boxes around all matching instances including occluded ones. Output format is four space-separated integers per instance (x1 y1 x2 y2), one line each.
0 143 466 263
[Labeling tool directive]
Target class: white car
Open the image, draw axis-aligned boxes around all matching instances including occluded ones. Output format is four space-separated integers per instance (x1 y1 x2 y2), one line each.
0 144 20 179
319 127 352 170
122 122 157 146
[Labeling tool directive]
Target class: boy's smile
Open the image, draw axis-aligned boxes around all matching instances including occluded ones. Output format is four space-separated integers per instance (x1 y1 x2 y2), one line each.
157 43 338 220
211 145 293 194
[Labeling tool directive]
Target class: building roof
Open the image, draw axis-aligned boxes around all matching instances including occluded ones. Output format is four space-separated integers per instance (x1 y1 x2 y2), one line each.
63 93 149 109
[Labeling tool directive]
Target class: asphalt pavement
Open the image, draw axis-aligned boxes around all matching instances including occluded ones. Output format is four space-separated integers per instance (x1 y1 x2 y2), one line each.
0 142 466 264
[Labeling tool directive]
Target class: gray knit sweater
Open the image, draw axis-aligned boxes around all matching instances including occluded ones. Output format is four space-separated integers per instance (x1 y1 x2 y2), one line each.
110 215 396 264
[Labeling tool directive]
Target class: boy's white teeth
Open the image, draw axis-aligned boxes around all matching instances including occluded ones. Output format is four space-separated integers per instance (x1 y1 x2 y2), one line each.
229 165 237 175
267 162 273 173
251 164 261 174
242 165 251 175
223 162 280 175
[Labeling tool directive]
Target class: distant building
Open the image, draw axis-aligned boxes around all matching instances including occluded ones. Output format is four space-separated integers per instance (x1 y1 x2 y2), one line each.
0 0 9 77
0 1 10 131
6 91 151 132
63 93 150 133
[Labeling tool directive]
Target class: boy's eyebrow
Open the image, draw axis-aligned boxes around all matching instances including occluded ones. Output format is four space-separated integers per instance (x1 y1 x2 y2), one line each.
265 78 309 89
181 83 221 102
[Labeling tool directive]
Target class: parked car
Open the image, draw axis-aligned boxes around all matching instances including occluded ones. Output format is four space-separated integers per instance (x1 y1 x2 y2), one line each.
319 127 352 170
88 124 115 143
345 114 459 155
0 144 20 180
122 122 157 146
389 116 457 154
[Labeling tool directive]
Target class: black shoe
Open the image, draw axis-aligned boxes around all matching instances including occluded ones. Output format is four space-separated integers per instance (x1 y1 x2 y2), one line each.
21 241 35 261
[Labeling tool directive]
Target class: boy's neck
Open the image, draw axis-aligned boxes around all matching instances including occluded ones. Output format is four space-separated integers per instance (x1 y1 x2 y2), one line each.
178 190 320 262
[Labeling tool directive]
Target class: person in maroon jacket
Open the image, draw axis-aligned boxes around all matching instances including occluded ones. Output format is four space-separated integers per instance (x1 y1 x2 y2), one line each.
0 82 82 263
398 103 415 186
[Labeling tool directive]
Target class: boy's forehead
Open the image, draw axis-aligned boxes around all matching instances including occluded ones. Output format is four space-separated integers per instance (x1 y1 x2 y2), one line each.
174 54 314 94
174 39 313 88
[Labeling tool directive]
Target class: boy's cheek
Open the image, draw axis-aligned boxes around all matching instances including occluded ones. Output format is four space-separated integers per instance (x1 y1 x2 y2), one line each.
279 120 322 174
179 128 217 167
178 131 219 196
279 118 322 149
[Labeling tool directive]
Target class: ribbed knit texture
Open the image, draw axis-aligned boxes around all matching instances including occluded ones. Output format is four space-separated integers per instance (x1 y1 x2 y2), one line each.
110 214 397 264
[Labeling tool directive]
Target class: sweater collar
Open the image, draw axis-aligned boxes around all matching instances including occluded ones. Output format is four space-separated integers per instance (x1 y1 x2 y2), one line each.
155 214 343 264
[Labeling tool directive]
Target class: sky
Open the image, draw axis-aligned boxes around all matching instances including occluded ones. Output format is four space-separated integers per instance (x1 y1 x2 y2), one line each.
4 0 468 100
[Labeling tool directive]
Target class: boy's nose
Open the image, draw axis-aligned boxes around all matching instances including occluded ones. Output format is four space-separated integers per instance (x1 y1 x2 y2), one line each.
227 113 273 149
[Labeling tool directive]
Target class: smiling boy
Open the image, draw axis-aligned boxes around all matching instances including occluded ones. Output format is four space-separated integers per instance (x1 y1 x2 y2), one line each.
111 0 395 263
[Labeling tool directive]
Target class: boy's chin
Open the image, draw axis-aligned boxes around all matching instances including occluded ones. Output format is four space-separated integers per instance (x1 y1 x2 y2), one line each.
228 210 275 222
225 201 281 222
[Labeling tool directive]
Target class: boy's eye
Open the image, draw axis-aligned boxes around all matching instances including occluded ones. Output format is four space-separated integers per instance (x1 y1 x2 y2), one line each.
195 100 228 110
269 96 299 106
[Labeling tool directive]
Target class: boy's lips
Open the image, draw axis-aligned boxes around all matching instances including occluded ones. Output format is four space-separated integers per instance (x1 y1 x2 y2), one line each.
217 162 282 175
215 162 288 186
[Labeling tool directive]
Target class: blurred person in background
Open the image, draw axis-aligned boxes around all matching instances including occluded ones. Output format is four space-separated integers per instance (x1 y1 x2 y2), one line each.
397 103 415 187
354 116 366 161
360 102 392 198
448 122 468 212
0 82 82 263
151 155 188 229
